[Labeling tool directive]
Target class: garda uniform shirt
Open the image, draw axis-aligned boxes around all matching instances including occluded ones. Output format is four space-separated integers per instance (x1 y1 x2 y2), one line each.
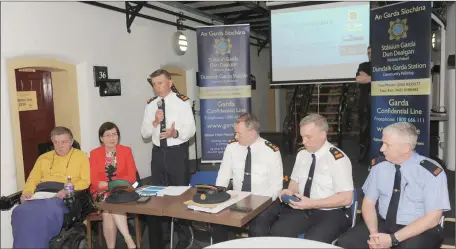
216 137 284 201
363 152 451 225
290 141 354 210
140 92 196 147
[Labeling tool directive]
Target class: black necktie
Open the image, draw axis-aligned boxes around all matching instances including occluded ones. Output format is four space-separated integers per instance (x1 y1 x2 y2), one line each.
160 98 167 147
303 154 316 198
386 164 401 231
241 146 252 191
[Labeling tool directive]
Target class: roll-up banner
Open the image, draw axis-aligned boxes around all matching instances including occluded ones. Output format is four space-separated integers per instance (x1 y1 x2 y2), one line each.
370 1 431 159
197 25 251 163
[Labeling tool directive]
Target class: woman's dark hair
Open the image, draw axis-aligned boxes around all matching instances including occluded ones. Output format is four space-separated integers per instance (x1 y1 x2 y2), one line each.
98 122 120 144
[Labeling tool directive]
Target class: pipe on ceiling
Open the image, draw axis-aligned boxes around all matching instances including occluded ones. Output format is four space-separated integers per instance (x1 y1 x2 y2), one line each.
80 1 268 47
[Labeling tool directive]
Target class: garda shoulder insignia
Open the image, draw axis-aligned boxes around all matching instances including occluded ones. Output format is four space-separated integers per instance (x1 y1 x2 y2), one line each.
371 155 386 167
297 146 306 153
147 96 158 104
228 138 238 144
329 147 344 160
420 159 442 177
265 141 279 152
177 94 189 102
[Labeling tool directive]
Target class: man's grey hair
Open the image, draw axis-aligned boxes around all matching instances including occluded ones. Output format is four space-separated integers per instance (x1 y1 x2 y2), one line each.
299 114 329 132
235 113 260 133
50 126 74 140
383 122 418 149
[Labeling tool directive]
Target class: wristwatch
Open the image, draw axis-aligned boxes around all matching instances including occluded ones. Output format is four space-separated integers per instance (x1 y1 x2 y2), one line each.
173 130 179 139
390 233 400 246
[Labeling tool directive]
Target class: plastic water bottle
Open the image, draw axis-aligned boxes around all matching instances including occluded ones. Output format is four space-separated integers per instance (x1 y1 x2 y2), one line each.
64 176 75 198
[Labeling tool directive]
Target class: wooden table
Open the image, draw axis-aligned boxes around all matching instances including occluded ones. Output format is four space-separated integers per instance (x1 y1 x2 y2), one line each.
97 194 168 216
98 188 273 249
97 188 272 227
162 188 272 227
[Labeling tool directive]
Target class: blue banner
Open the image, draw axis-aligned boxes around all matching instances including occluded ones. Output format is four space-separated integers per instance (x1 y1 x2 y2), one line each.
370 2 431 159
197 25 251 162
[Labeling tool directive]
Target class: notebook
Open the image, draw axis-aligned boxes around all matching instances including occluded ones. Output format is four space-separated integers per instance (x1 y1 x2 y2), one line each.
135 186 166 196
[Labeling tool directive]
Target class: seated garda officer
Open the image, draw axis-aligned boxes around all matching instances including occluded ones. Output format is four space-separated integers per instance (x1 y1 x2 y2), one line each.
213 112 283 242
337 122 450 249
270 114 354 243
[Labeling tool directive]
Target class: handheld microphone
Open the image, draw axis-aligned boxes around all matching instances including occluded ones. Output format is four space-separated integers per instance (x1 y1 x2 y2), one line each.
157 99 162 110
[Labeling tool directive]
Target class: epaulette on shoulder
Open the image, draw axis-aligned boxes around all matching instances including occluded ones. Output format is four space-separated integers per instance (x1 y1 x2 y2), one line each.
420 159 443 177
177 93 189 102
297 146 306 153
371 155 386 167
147 96 158 104
265 141 279 152
329 147 345 160
228 138 238 144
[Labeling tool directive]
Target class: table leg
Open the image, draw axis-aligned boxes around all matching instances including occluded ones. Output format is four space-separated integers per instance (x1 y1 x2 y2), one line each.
185 225 195 249
170 218 175 249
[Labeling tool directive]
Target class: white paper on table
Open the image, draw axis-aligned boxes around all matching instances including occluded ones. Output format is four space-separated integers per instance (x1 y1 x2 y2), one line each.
29 191 57 200
156 186 191 196
187 191 251 214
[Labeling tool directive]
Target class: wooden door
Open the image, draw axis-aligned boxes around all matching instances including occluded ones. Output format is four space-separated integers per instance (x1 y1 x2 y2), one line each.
15 69 56 181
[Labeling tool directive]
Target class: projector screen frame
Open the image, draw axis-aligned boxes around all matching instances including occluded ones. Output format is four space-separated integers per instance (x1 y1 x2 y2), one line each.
269 1 372 86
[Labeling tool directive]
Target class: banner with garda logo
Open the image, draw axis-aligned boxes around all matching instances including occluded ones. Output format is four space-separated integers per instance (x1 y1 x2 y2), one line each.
370 2 431 159
197 25 251 163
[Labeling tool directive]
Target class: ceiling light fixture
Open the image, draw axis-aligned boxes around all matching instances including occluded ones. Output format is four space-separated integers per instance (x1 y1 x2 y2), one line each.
174 13 187 56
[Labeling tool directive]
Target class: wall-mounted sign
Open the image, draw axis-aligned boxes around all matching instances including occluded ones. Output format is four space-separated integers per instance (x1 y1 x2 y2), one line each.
99 79 121 97
93 66 108 87
17 91 38 111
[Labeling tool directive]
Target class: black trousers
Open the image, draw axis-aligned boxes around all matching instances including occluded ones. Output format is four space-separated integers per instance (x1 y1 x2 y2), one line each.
147 142 190 249
151 143 190 186
337 217 443 249
270 206 350 244
358 98 371 161
212 199 281 243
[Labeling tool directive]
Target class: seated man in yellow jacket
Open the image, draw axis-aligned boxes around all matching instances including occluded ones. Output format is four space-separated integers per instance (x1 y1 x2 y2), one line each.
12 126 90 249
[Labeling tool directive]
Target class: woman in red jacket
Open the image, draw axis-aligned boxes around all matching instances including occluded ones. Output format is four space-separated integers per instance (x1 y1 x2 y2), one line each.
90 122 138 249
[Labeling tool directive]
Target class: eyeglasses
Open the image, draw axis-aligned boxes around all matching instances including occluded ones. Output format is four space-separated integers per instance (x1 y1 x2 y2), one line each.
52 140 72 146
103 133 118 138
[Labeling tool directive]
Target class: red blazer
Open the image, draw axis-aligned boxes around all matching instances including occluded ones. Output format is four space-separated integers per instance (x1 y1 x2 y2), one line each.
89 144 137 194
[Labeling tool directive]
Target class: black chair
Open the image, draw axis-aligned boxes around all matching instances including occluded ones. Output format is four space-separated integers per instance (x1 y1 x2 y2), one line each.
50 189 91 249
0 140 90 248
0 187 91 249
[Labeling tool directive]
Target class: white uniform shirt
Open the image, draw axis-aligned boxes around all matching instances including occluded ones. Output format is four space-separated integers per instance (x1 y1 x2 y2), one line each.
140 92 196 147
216 137 284 201
290 141 354 209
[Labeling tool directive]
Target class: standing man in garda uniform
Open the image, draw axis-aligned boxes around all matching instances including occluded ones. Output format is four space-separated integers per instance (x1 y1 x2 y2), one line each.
269 114 354 243
140 69 195 249
337 122 450 249
212 113 283 242
141 69 196 186
356 45 372 163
